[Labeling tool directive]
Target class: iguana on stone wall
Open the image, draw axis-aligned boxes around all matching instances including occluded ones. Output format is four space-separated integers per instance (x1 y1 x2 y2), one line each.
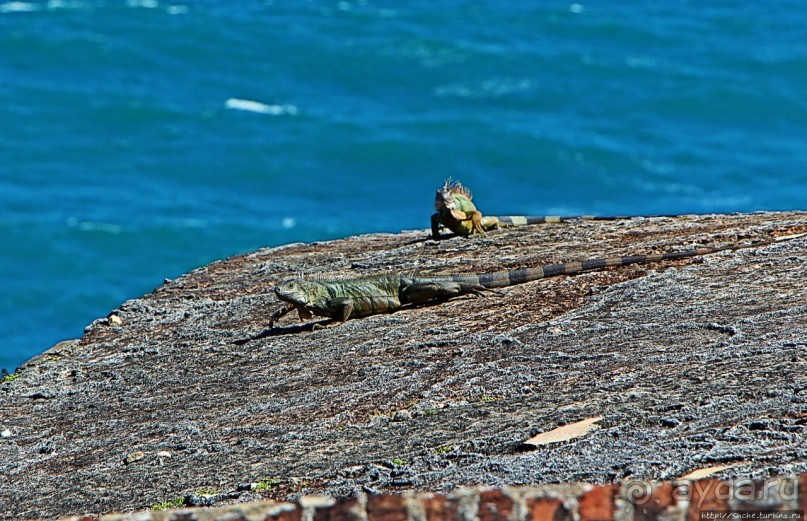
268 234 803 327
431 179 622 239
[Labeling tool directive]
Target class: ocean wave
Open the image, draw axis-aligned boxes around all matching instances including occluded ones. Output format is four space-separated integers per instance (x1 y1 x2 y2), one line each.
0 2 39 13
126 0 158 8
0 0 189 13
125 0 190 12
67 217 123 234
46 0 91 8
224 98 299 116
434 77 532 99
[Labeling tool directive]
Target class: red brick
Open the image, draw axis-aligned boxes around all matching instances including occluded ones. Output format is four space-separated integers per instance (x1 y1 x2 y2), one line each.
631 482 675 521
421 493 459 521
313 497 362 521
579 484 618 521
169 513 196 521
219 513 248 521
367 494 408 521
525 497 572 521
479 490 514 521
686 479 730 521
266 504 303 521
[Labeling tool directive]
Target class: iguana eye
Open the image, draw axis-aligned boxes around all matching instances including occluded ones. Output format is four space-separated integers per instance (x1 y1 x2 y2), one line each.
284 281 299 291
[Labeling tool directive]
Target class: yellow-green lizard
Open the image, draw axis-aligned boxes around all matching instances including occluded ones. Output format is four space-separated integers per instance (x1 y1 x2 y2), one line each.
269 234 802 327
431 180 623 239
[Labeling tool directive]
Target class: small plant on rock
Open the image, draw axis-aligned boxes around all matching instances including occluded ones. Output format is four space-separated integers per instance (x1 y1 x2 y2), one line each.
151 497 185 511
255 478 282 491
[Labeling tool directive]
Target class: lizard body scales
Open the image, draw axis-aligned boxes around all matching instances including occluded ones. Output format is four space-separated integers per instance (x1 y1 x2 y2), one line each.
269 234 802 327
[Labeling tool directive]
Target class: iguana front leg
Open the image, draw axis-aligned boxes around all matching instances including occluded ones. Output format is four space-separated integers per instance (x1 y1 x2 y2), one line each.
451 209 487 235
268 302 295 326
430 212 442 239
269 302 316 326
467 210 487 234
297 306 313 321
432 210 485 238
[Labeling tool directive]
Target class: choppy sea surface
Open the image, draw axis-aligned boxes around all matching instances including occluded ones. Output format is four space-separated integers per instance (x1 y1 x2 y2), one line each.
1 0 805 370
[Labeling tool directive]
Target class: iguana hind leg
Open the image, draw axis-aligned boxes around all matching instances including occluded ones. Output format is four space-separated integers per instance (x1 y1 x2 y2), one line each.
327 298 355 322
401 281 488 305
480 216 501 232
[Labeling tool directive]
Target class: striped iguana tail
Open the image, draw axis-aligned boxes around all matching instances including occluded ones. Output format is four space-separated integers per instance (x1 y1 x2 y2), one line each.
446 233 805 289
494 215 623 226
493 213 698 227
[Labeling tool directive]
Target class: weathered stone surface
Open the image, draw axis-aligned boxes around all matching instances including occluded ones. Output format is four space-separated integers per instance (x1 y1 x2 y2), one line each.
1 212 806 519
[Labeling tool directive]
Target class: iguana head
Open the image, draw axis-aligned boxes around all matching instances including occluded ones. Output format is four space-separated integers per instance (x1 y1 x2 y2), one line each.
274 278 329 309
435 179 473 211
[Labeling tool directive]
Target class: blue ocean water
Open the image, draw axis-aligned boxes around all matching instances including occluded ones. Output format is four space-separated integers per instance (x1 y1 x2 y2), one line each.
1 0 805 371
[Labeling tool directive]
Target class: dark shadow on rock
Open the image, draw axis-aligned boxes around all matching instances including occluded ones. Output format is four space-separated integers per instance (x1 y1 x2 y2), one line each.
236 296 494 345
233 320 333 343
404 232 460 245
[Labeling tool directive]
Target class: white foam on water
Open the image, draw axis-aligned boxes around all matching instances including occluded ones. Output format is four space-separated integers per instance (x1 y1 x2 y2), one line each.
67 217 123 234
166 4 187 15
434 77 532 99
126 0 158 8
45 0 93 10
0 2 40 13
224 98 299 116
177 218 207 229
626 55 658 69
281 217 296 229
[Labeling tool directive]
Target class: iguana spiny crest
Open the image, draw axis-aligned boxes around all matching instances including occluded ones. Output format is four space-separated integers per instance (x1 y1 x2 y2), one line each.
434 179 474 212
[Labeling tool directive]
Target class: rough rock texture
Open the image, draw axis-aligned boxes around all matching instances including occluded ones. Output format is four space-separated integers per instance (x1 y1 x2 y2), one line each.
1 212 806 520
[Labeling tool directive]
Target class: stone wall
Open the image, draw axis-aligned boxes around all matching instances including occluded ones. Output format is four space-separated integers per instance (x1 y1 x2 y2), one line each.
62 476 806 521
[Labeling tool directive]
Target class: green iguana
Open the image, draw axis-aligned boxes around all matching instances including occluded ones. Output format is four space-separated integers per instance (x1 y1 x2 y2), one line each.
431 179 622 239
268 234 803 327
